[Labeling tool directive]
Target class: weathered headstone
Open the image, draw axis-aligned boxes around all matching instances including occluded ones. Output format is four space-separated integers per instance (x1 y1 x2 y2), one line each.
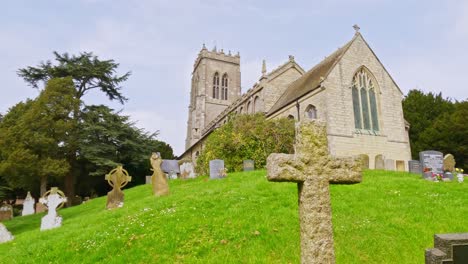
167 170 178 180
443 154 456 173
35 202 47 213
266 120 362 263
408 160 421 174
420 150 444 175
22 192 35 216
359 154 369 169
0 223 14 243
243 160 255 171
426 233 468 264
39 187 67 231
0 204 13 221
375 154 385 169
209 159 225 179
385 159 395 171
396 160 405 171
150 152 169 196
180 162 196 179
145 176 152 184
105 165 132 209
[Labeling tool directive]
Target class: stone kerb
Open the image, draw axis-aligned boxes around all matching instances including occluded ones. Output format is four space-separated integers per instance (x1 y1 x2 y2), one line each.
426 233 468 264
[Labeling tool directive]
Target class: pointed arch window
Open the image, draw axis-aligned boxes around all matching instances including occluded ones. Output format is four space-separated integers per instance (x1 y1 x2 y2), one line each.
352 68 379 131
305 104 317 119
221 74 228 100
213 73 220 99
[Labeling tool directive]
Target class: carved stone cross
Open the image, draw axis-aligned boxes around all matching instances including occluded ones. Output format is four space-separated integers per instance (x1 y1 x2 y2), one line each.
267 120 362 264
39 187 67 230
105 165 132 209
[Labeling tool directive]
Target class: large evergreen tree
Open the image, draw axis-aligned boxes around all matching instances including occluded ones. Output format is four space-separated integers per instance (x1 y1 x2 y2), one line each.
0 78 78 195
17 52 131 200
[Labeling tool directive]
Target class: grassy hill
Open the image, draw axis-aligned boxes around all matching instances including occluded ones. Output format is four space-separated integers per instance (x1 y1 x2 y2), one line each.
0 170 467 263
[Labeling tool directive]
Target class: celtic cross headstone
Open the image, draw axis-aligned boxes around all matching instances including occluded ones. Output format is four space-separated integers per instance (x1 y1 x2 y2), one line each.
105 165 132 209
266 120 362 264
39 187 67 230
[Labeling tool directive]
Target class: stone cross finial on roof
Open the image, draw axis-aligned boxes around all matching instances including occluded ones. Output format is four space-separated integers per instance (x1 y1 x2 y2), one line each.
202 43 207 50
353 24 360 33
267 120 362 263
289 55 295 62
262 59 267 75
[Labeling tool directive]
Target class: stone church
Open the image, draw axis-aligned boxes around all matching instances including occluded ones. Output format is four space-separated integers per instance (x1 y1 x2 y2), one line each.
180 27 412 171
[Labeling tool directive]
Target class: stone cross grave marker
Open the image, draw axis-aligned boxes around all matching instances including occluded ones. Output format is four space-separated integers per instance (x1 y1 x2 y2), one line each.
39 187 67 230
105 165 132 209
243 160 255 171
266 120 362 264
22 191 35 216
209 159 225 179
443 154 456 173
0 223 14 244
0 204 13 221
150 152 169 196
420 150 444 175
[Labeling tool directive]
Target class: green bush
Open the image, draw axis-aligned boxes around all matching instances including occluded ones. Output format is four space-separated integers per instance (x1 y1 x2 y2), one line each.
196 114 294 175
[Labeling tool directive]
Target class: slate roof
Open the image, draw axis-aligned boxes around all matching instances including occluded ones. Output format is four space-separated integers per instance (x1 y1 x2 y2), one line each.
267 36 355 116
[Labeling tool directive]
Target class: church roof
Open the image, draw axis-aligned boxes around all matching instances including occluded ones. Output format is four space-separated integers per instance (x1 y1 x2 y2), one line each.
267 35 356 116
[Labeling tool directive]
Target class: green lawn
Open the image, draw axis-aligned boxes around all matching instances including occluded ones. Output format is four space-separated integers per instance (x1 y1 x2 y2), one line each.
0 170 467 263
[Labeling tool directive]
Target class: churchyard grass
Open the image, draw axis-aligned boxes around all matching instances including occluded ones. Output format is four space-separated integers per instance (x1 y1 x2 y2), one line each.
0 170 467 263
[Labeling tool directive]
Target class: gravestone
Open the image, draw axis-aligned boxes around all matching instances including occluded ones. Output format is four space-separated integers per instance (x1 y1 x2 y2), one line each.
39 187 67 230
243 160 255 171
0 223 14 243
0 205 13 221
420 150 444 175
408 160 421 174
105 165 132 209
209 159 225 179
161 160 180 174
180 162 196 179
35 203 47 213
396 160 405 171
150 152 169 196
267 120 362 263
145 176 152 184
443 154 456 173
22 191 35 216
359 154 369 169
375 154 384 169
426 233 468 264
385 159 395 171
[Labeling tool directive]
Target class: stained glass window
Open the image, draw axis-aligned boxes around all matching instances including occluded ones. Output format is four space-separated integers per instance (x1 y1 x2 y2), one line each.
352 68 379 131
369 88 379 131
352 86 361 129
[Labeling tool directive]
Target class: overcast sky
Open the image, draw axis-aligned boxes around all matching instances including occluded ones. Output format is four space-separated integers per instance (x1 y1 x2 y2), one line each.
1 0 467 155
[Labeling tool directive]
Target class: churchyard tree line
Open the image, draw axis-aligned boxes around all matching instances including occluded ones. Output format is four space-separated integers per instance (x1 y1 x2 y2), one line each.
0 52 174 207
402 90 467 171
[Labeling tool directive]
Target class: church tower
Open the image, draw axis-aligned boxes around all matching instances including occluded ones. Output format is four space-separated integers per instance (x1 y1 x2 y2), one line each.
185 45 241 150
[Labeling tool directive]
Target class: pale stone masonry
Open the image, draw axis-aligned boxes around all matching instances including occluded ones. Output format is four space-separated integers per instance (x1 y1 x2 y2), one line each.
181 28 412 170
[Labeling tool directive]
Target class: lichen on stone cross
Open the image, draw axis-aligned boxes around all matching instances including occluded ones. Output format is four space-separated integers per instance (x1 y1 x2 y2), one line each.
105 165 132 209
267 120 362 264
150 152 169 196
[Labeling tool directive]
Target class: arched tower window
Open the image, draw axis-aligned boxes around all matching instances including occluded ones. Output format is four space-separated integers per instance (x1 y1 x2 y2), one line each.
213 73 220 99
221 74 228 100
352 68 379 131
305 104 317 119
